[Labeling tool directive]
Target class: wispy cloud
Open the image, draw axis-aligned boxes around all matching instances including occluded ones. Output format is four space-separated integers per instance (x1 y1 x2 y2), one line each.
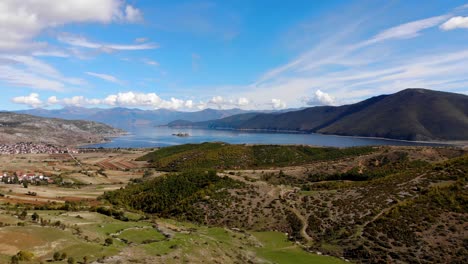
58 35 158 51
142 59 160 66
86 72 123 85
363 15 450 45
240 6 468 107
0 55 84 91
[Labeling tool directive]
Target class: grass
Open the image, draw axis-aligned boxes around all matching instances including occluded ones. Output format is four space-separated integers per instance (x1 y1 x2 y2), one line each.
252 231 346 264
0 225 106 262
118 227 166 244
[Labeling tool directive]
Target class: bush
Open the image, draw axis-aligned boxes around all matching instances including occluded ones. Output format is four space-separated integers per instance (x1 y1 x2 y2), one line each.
105 238 113 246
53 251 61 261
15 250 34 261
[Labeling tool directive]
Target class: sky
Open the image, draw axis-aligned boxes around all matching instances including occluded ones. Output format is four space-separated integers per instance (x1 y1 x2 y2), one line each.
2 0 468 111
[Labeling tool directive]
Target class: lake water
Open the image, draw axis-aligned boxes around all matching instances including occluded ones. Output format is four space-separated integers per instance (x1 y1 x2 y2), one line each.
82 126 445 148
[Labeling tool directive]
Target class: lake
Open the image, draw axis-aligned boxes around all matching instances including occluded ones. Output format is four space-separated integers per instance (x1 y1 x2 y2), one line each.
82 126 445 148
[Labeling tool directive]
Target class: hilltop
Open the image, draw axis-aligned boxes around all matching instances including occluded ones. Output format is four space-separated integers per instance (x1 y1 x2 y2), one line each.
0 112 124 146
169 89 468 141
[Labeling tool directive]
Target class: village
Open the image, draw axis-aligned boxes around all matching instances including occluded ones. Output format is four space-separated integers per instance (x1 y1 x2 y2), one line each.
1 172 52 185
0 142 78 155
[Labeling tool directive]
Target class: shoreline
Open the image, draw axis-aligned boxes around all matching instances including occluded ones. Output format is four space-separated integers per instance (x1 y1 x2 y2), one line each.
72 131 131 148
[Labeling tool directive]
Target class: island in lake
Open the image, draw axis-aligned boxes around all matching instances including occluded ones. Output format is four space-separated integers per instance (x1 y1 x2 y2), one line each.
172 132 190 137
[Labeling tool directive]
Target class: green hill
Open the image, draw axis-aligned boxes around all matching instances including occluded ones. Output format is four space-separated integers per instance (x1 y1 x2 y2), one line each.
137 142 375 171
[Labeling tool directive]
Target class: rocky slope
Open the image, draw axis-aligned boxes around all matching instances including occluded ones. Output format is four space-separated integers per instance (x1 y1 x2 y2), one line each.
0 112 124 146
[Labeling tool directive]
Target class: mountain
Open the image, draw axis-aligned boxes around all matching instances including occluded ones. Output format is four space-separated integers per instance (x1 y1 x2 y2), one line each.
168 89 468 141
16 107 255 130
0 112 124 146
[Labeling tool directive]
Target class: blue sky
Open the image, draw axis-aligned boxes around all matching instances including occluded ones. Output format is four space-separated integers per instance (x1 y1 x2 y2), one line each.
2 0 468 111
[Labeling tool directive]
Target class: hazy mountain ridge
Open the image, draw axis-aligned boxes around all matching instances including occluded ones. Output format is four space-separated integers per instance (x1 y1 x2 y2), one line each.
168 89 468 141
15 107 304 130
0 112 124 146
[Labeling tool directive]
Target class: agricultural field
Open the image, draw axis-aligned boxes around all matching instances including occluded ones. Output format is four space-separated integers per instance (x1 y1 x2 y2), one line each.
0 149 152 205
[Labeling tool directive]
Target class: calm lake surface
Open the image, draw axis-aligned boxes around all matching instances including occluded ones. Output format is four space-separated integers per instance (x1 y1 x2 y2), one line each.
82 127 445 148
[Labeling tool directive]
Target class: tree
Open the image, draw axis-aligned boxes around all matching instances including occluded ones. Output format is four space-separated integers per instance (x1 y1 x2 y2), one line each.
143 169 153 178
53 251 61 261
67 256 75 264
32 212 39 222
19 210 27 220
10 255 19 264
60 252 67 260
83 256 89 264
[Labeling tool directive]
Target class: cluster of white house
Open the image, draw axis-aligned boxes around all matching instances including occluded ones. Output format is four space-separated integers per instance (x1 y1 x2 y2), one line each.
1 172 53 184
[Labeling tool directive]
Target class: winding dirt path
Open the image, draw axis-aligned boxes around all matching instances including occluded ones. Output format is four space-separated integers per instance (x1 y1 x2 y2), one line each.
289 207 313 243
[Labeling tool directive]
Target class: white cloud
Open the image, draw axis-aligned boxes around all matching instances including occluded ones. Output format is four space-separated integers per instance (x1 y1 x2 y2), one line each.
101 92 188 110
208 96 224 105
124 5 143 23
11 93 43 108
270 99 287 109
208 96 251 109
32 50 69 58
62 96 100 107
456 4 468 10
143 59 160 66
135 37 148 43
302 90 336 106
12 92 256 110
440 16 468 30
0 0 143 52
86 72 123 85
236 97 250 106
47 96 59 105
58 35 158 51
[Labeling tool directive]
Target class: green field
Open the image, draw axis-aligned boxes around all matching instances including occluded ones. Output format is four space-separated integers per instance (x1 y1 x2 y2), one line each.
253 232 346 264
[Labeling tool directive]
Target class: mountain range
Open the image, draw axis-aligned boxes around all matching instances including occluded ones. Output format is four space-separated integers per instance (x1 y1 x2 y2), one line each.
15 107 267 130
168 89 468 141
